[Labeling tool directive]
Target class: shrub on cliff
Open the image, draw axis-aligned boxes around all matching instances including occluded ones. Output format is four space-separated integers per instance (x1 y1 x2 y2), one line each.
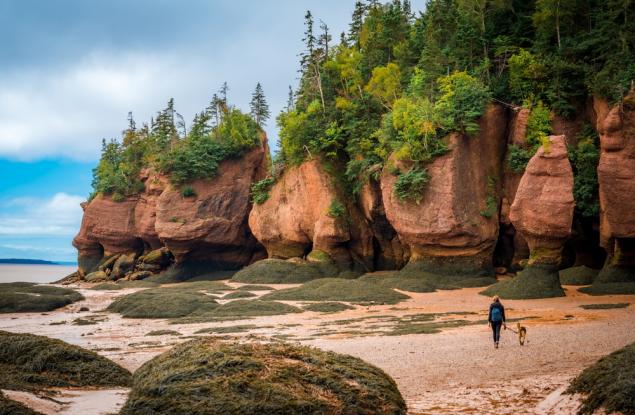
567 341 635 415
0 283 84 313
120 339 407 415
0 330 131 392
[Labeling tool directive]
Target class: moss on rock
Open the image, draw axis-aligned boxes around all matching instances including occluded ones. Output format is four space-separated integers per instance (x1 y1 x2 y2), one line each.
481 265 565 299
302 302 355 313
120 340 406 415
107 286 220 318
0 283 84 313
578 282 635 296
567 341 635 415
559 266 599 285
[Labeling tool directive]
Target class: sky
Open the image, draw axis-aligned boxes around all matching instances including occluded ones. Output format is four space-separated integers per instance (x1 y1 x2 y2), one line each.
0 0 424 262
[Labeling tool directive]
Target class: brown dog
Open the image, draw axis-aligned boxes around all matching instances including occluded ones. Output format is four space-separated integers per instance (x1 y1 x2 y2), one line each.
505 322 527 345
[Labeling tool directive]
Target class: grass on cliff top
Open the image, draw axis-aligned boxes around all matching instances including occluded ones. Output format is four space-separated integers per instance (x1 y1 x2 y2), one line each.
262 278 410 305
120 339 407 415
303 302 355 313
567 341 635 415
559 266 599 286
0 392 42 415
578 282 635 296
481 266 565 299
0 330 131 393
579 303 629 310
231 258 328 284
173 300 303 323
0 282 84 313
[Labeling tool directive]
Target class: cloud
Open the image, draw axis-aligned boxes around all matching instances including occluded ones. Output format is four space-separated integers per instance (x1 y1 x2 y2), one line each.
0 193 84 236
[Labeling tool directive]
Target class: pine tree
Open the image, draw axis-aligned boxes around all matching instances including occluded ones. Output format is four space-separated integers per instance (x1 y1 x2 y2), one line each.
319 20 332 58
286 85 295 112
349 2 366 45
250 82 270 126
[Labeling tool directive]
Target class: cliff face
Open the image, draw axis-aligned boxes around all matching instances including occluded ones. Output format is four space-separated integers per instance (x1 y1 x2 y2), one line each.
379 104 508 275
248 159 374 271
594 94 635 282
73 139 268 280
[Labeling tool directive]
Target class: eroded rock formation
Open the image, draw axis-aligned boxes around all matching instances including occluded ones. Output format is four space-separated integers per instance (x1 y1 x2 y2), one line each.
73 139 269 280
380 105 508 275
509 135 575 266
594 93 635 283
248 159 374 272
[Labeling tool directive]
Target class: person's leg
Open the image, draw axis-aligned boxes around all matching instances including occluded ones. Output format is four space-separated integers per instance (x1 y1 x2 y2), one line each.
491 322 498 343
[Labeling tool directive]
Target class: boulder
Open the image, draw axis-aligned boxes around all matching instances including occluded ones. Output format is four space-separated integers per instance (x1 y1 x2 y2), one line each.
155 140 269 271
111 252 137 280
248 159 374 271
127 271 152 281
594 92 635 283
380 104 508 275
85 270 108 283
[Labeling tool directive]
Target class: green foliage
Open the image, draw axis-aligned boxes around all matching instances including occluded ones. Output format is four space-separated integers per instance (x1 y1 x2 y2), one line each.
394 167 429 204
121 340 407 415
327 199 346 218
251 177 275 205
569 126 600 217
181 186 196 198
91 92 262 196
507 101 552 172
567 342 635 415
434 72 491 136
508 49 547 102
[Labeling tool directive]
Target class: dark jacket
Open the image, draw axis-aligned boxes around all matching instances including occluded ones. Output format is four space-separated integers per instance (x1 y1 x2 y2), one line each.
488 302 506 323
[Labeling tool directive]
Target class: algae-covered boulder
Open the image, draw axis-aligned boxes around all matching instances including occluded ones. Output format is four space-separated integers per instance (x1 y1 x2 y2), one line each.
481 265 565 299
0 283 84 313
120 340 406 415
0 330 131 392
567 341 635 415
263 278 410 305
232 258 334 284
559 266 599 285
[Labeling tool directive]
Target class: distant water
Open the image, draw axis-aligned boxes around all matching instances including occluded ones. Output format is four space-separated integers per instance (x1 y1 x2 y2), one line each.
0 264 76 284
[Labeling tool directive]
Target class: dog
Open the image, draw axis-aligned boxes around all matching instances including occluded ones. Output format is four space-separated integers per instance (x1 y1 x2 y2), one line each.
505 322 527 345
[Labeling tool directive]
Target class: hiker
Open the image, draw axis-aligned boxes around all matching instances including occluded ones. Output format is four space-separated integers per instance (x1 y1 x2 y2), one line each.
488 295 506 348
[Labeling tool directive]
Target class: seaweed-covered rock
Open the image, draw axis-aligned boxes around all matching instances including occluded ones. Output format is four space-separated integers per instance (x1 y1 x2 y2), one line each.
567 341 635 415
380 105 508 275
248 159 374 272
121 340 406 415
0 283 84 313
111 252 137 280
232 258 335 284
559 266 599 285
85 270 108 282
0 330 131 392
481 264 565 299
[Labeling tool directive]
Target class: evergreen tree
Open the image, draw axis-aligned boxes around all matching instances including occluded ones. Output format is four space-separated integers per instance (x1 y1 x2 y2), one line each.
349 2 366 45
250 82 271 126
286 85 295 112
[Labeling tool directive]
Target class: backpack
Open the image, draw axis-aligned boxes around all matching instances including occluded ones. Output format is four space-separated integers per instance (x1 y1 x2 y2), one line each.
491 305 502 322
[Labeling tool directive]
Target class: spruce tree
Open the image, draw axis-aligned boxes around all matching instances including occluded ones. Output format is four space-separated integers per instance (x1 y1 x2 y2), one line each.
250 82 270 126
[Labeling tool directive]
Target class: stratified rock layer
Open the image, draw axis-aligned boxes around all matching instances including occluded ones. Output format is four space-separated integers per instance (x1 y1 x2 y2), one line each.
248 159 373 272
380 105 508 275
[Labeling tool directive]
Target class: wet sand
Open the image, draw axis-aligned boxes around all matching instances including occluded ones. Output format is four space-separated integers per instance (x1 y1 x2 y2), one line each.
0 264 76 283
1 282 633 414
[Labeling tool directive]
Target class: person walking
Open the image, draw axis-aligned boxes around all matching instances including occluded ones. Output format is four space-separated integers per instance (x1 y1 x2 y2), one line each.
488 295 506 348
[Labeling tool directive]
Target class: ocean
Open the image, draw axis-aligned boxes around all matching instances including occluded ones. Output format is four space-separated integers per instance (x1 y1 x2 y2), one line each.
0 264 77 283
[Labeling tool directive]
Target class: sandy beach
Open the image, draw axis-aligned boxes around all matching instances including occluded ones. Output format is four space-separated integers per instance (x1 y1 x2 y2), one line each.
1 282 633 414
